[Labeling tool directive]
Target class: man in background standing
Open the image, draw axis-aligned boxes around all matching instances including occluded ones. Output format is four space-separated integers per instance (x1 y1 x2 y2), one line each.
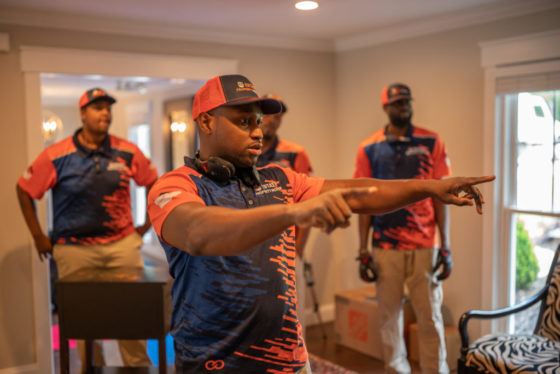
16 87 157 372
257 93 314 338
353 83 452 373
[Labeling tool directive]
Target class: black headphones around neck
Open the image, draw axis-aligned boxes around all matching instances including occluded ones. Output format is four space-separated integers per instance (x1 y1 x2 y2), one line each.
190 153 261 186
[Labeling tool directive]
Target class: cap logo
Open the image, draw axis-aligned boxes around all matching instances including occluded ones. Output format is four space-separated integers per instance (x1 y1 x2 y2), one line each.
390 86 409 96
236 81 256 92
91 89 107 98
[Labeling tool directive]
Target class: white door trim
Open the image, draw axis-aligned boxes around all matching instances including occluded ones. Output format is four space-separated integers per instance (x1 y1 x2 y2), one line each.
18 45 237 374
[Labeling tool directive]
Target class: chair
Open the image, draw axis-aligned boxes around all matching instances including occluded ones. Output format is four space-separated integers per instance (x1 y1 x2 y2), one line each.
458 244 560 373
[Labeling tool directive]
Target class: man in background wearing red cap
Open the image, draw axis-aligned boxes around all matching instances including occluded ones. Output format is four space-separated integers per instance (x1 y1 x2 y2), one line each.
353 83 452 373
256 93 314 339
16 87 157 372
147 74 491 373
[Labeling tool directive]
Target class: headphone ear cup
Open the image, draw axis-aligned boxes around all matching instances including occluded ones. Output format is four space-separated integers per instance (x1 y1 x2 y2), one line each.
205 157 236 184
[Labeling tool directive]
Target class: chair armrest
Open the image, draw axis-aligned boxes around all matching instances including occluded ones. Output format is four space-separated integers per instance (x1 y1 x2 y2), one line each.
458 285 549 358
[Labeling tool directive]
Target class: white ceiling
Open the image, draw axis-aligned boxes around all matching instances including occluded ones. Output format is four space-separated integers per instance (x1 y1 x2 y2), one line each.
1 0 559 52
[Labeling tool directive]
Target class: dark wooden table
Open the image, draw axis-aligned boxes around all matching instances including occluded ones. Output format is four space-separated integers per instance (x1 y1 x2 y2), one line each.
57 266 172 374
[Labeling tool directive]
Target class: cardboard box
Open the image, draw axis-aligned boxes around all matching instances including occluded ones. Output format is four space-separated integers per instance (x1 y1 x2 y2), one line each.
334 285 414 361
407 322 460 371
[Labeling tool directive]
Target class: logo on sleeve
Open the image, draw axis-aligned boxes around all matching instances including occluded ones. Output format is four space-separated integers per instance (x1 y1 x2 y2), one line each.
154 191 181 208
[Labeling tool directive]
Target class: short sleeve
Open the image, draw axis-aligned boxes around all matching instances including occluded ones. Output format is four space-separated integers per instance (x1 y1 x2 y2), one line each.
353 146 373 178
282 167 324 203
432 136 451 179
17 148 57 199
147 168 205 237
130 147 158 186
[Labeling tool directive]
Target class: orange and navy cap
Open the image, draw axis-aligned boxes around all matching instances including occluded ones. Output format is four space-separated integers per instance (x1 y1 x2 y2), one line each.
79 88 116 109
263 94 288 113
381 83 412 105
192 75 282 120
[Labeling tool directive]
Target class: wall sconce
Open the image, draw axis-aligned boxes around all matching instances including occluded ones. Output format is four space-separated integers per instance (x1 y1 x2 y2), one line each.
42 110 63 143
170 121 187 133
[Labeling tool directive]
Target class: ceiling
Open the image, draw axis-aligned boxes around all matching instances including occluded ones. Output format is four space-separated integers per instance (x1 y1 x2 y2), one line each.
1 0 559 52
4 0 558 104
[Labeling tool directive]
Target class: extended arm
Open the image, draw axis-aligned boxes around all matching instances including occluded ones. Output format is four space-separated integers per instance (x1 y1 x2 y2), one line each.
16 184 52 261
160 186 373 257
322 176 493 215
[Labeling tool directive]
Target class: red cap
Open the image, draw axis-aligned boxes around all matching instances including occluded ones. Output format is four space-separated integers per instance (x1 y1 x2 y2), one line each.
192 75 282 120
381 83 412 105
79 88 116 109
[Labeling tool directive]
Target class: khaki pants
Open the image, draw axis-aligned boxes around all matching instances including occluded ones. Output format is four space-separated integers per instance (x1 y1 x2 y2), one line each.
373 248 449 374
53 231 152 372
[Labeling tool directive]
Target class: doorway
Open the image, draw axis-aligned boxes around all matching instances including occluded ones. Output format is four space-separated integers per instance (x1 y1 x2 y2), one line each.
20 46 237 373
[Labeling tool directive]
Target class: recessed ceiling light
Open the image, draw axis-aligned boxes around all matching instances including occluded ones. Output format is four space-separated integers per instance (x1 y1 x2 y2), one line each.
295 1 319 11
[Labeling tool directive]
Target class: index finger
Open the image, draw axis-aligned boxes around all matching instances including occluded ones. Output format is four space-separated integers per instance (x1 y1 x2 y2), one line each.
466 175 495 186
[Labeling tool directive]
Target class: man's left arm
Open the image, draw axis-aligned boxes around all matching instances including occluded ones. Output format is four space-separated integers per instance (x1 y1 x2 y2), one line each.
135 181 155 237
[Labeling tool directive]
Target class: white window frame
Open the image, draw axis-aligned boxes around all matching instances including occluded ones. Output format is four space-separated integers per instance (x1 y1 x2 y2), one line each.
480 29 560 335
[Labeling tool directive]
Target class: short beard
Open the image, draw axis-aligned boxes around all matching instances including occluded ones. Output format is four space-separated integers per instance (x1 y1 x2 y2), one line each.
389 113 412 128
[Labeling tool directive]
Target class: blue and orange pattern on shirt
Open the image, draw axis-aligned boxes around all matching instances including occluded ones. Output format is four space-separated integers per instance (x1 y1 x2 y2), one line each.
148 158 324 373
353 125 451 250
17 130 157 245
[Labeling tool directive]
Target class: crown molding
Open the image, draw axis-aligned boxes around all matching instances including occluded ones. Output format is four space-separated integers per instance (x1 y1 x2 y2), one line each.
0 6 334 53
334 0 560 52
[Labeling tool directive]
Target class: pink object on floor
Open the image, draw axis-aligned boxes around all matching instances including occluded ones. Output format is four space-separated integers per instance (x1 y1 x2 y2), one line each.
51 325 77 351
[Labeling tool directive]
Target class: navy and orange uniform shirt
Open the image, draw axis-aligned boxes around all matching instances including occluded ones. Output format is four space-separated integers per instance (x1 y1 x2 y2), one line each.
17 129 158 245
257 138 313 176
147 157 324 373
353 125 451 250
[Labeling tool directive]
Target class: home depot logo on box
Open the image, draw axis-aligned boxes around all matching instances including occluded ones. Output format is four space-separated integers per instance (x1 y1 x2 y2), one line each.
348 309 368 342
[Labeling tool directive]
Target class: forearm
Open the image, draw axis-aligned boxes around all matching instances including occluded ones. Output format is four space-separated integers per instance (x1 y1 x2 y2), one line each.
358 214 372 249
162 202 296 256
323 178 437 215
16 184 45 238
434 200 450 248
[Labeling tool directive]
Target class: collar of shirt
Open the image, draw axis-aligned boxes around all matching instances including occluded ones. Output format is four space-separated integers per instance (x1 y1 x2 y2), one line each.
384 124 414 144
73 128 112 159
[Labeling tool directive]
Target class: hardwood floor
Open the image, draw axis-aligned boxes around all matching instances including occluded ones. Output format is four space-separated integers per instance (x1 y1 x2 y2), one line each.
305 322 422 374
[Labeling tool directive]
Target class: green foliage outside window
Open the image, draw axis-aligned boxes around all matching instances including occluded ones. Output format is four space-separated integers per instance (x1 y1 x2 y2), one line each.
516 221 540 290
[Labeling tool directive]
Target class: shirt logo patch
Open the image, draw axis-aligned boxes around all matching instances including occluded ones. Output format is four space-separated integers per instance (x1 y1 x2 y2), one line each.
107 161 127 171
255 181 282 196
22 169 32 180
405 146 429 157
155 191 181 208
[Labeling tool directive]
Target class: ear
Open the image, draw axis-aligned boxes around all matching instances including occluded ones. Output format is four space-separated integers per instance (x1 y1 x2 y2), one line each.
80 107 87 122
197 112 214 135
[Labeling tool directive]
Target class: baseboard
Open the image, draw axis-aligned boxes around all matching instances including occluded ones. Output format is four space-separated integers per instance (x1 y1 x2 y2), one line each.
0 364 40 374
304 302 334 326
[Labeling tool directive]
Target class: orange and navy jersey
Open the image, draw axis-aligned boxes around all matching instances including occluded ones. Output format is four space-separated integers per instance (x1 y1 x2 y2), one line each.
17 130 157 245
147 157 324 373
257 138 313 176
353 125 451 250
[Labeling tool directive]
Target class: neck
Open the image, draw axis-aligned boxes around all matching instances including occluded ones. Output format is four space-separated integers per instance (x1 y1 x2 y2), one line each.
78 128 106 149
387 123 409 138
262 135 277 153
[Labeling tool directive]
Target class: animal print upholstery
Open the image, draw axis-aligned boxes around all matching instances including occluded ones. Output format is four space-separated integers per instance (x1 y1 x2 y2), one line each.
465 334 560 373
536 252 560 341
462 248 560 373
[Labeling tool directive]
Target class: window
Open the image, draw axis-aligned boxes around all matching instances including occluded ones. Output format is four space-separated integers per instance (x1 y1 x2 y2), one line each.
128 124 151 241
498 87 560 333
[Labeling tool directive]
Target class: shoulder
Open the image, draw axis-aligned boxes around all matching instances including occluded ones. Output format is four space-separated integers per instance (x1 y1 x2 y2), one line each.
276 139 307 153
109 134 140 154
44 135 76 161
358 129 385 149
411 125 441 140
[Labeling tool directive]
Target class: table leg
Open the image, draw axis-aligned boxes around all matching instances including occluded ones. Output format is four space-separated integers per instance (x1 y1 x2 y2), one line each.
84 339 93 374
60 337 69 374
159 337 166 374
